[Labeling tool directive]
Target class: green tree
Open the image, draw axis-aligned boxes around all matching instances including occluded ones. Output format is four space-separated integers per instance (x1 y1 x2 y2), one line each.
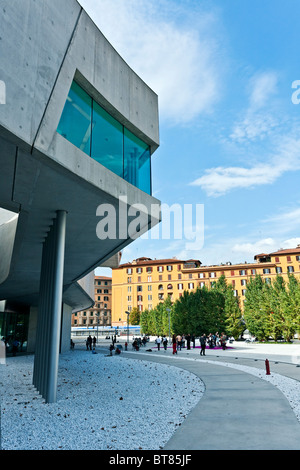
244 275 270 341
129 307 140 326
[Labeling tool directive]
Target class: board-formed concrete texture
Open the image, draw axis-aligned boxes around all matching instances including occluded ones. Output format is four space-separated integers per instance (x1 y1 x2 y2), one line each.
0 0 160 401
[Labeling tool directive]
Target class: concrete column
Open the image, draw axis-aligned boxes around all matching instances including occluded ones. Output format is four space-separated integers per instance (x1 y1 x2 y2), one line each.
33 210 67 403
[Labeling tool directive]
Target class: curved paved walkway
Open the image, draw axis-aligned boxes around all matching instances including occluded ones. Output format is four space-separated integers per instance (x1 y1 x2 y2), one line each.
121 347 300 450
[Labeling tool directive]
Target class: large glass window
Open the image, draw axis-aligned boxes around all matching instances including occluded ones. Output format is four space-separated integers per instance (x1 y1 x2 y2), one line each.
57 81 92 156
57 81 151 194
124 128 151 195
91 101 123 177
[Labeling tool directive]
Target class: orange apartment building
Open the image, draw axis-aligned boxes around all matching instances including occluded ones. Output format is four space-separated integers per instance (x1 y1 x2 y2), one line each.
111 246 300 326
72 276 112 327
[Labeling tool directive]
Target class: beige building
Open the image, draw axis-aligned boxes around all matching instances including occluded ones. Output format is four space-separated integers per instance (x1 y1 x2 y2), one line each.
111 246 300 326
72 276 112 327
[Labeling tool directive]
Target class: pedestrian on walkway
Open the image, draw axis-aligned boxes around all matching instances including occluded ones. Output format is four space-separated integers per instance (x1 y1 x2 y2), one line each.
163 336 168 351
155 336 161 350
200 334 206 356
176 334 182 351
186 334 191 350
87 335 92 350
221 333 227 350
172 334 177 355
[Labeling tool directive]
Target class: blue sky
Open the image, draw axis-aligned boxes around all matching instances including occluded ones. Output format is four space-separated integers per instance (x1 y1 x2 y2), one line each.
79 0 300 273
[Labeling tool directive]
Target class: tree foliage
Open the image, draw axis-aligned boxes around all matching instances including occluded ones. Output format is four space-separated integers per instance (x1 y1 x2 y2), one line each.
140 275 244 338
244 274 300 342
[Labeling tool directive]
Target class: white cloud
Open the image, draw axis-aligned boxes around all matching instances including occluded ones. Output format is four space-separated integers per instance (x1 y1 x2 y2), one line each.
249 71 278 109
190 135 300 197
78 0 223 125
229 71 279 143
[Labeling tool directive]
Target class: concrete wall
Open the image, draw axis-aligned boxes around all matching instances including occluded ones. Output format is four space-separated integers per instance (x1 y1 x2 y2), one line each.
0 0 81 146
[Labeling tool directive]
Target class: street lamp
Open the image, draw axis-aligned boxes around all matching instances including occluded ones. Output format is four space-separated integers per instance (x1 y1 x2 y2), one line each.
125 311 130 345
166 308 171 342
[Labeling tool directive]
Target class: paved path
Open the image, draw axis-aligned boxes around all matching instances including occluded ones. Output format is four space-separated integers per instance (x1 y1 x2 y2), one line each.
110 341 300 450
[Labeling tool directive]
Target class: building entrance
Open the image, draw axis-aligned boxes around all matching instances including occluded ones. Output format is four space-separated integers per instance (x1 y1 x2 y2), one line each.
0 302 30 355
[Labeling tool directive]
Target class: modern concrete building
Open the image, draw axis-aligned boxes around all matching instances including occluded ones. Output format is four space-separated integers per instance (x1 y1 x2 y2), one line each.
0 0 160 402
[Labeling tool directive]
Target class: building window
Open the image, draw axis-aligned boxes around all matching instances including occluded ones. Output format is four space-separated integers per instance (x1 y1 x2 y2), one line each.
288 266 294 273
157 266 163 272
199 273 205 278
239 270 247 275
137 285 143 292
188 283 194 289
57 81 151 194
241 279 247 286
276 267 282 273
148 285 152 291
167 265 173 271
251 269 256 275
178 283 183 289
263 268 271 274
199 282 205 288
126 268 133 274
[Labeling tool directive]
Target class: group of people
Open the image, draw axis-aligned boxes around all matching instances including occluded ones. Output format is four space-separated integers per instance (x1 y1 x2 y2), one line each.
153 332 229 355
132 335 149 351
85 335 97 351
199 332 228 355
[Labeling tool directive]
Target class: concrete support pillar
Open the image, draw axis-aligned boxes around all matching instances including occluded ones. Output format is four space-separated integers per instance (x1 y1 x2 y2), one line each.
33 210 67 403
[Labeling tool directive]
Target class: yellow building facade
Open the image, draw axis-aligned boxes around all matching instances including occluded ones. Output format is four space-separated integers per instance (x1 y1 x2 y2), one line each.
111 247 300 326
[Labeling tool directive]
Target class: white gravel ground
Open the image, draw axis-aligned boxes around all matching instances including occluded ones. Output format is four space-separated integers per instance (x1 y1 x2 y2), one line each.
0 351 205 450
1 346 300 451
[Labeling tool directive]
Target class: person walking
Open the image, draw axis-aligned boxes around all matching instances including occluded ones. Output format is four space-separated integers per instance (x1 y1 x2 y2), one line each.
172 334 177 355
186 334 191 350
176 334 182 351
200 334 206 356
163 336 168 351
221 333 227 350
156 336 161 351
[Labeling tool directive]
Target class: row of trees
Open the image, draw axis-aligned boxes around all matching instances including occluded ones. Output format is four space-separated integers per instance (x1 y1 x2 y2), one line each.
138 275 244 339
130 274 300 342
244 274 300 342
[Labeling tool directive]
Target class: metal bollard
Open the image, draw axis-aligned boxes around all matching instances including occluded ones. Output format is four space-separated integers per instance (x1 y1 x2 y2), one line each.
265 358 271 375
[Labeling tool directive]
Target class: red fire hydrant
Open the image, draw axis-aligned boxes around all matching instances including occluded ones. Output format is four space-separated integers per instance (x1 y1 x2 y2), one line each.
265 359 271 375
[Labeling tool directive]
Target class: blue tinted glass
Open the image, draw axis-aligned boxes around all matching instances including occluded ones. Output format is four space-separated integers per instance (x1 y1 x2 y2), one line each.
124 128 151 194
57 81 92 155
91 101 124 177
57 81 152 194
